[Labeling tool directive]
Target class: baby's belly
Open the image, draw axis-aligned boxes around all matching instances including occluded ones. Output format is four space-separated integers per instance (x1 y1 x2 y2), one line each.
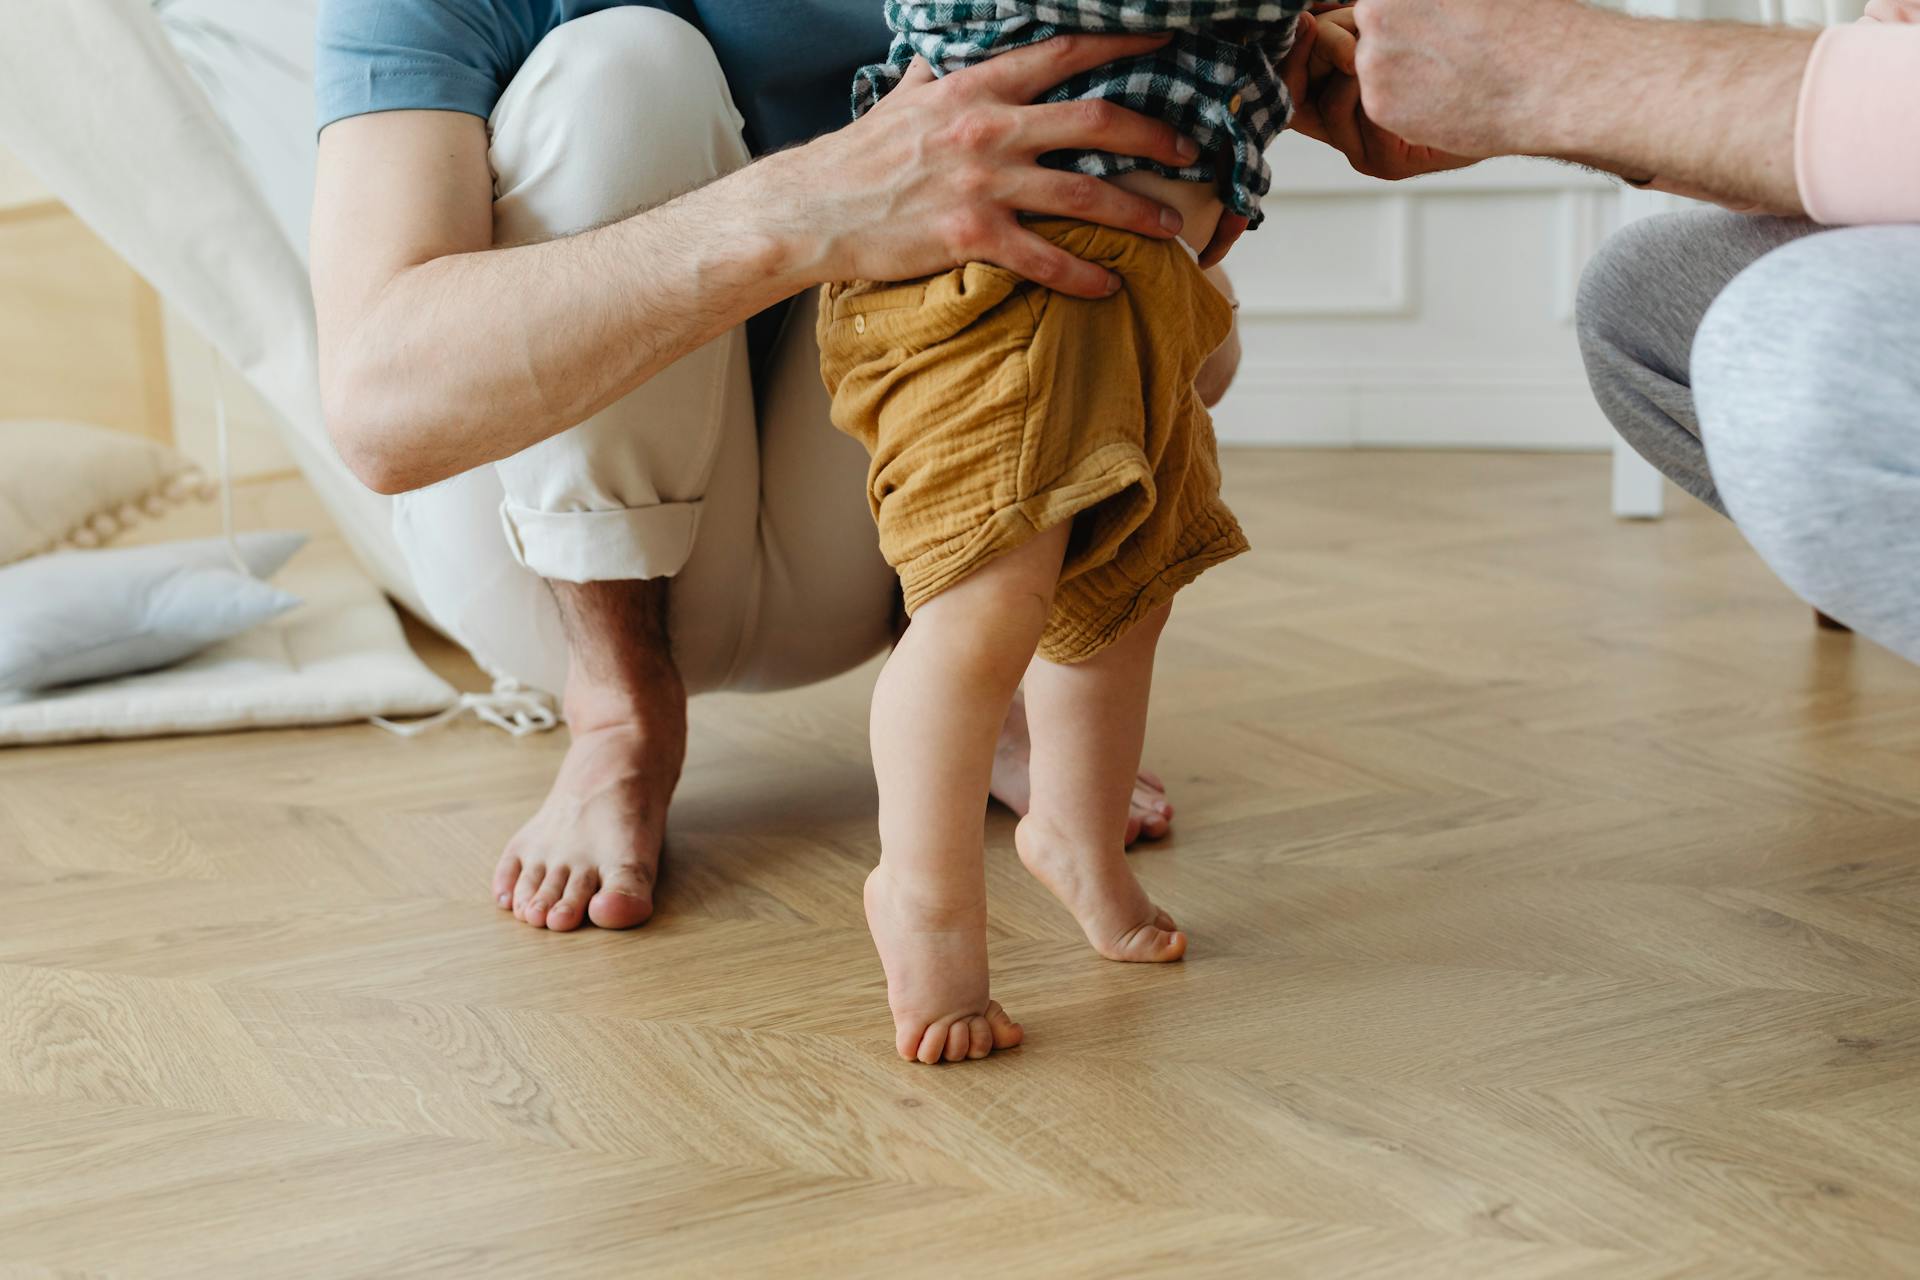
1106 170 1225 255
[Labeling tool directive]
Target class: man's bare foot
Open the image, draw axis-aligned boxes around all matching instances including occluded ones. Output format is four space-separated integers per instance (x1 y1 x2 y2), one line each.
863 865 1024 1063
492 714 682 930
990 690 1173 844
1014 814 1187 962
494 578 686 932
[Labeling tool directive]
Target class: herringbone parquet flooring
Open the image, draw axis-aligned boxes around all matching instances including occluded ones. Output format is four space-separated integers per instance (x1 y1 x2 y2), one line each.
5 451 1920 1278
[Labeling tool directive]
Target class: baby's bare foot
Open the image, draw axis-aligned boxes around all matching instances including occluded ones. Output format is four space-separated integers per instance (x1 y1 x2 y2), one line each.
863 865 1024 1064
1014 815 1187 962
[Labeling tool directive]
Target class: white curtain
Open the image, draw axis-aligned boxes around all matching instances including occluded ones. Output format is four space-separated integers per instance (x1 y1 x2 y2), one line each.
0 0 419 614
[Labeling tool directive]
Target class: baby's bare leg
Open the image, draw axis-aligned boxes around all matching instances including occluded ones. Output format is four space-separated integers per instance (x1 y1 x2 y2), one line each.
865 523 1071 1063
1016 603 1187 963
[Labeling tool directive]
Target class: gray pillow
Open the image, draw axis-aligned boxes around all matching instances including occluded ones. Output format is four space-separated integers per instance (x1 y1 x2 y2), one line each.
0 531 305 693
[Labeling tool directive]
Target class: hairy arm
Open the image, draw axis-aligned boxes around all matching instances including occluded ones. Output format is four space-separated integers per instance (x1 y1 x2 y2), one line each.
1346 0 1817 211
312 36 1202 494
311 110 802 493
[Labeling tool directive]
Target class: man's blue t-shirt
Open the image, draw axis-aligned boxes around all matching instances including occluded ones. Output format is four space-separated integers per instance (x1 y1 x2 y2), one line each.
315 1 888 154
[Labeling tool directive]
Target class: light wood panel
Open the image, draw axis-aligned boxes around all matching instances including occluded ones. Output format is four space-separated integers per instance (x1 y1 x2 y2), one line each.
4 451 1919 1277
0 201 173 443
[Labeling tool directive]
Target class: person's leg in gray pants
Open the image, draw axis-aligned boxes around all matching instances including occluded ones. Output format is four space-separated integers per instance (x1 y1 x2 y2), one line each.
1578 208 1920 664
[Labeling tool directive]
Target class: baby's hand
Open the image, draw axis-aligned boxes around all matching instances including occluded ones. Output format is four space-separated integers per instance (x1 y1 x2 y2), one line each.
1308 4 1362 75
1280 5 1479 182
1197 210 1248 268
1281 8 1360 143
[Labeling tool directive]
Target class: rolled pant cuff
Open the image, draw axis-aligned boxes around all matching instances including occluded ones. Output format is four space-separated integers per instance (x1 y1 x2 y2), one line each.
499 499 702 583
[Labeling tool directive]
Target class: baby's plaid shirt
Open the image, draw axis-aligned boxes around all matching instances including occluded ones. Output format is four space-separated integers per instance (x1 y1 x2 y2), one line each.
852 1 1307 226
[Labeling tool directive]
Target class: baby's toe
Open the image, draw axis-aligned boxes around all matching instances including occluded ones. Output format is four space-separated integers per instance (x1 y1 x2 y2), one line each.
983 1000 1024 1049
1112 922 1186 963
965 1015 994 1059
915 1019 956 1065
945 1020 972 1062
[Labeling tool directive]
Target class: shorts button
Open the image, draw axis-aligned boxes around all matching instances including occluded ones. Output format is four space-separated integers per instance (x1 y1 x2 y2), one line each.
853 314 867 334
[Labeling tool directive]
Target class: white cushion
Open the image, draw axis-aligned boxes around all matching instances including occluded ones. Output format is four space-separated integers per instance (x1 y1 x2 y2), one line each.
0 535 456 743
0 420 213 566
0 531 305 693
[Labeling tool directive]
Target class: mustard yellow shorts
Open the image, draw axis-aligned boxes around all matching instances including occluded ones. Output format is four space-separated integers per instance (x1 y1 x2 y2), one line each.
816 217 1249 664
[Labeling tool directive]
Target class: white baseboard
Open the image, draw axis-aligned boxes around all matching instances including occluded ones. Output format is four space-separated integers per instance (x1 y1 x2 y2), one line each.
1212 366 1615 451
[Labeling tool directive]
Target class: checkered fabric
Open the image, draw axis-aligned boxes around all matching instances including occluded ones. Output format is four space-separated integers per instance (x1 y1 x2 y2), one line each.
852 2 1306 225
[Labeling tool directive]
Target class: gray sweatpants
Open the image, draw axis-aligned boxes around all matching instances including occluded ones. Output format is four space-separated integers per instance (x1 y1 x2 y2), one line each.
1577 209 1920 664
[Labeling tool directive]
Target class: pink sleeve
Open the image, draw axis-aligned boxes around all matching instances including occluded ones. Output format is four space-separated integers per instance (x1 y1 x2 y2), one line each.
1795 4 1920 223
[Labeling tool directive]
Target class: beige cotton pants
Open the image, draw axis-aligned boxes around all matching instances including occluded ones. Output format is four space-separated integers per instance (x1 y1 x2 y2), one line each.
391 7 896 698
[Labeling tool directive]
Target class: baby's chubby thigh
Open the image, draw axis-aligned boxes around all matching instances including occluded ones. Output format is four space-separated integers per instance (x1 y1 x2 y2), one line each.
1106 170 1225 256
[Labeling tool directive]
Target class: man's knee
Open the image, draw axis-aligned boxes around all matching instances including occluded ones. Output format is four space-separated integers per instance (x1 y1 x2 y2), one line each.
514 7 733 125
490 8 747 231
1696 229 1920 620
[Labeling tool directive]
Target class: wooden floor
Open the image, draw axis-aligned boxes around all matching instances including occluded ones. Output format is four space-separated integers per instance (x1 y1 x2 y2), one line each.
5 451 1920 1278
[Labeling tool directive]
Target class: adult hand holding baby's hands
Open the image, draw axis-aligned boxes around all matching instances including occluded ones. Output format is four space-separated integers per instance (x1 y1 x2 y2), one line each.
802 35 1202 298
1282 5 1478 182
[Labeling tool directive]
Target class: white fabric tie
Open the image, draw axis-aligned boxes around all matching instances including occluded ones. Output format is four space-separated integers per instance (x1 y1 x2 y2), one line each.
372 677 560 739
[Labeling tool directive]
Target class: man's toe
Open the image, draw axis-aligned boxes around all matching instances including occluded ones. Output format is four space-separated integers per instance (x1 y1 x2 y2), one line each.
511 861 545 922
492 854 522 909
546 870 596 932
587 864 654 929
524 864 570 928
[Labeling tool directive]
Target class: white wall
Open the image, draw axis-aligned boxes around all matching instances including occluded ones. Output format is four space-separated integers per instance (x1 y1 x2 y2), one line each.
1215 142 1622 450
2 138 292 476
1216 0 1859 452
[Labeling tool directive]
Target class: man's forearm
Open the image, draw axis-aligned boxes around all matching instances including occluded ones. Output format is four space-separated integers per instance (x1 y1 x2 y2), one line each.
1512 9 1817 212
325 148 817 493
317 34 1208 494
1351 0 1819 212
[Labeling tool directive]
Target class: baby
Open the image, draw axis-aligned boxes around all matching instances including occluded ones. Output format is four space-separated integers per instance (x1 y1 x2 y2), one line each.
819 0 1304 1063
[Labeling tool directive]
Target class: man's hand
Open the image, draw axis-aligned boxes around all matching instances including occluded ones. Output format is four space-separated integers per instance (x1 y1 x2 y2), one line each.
1281 8 1477 181
1345 0 1568 160
785 35 1204 298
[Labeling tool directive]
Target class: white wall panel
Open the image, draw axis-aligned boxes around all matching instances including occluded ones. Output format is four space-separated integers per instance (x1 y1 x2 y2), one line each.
1215 0 1831 453
1215 134 1622 449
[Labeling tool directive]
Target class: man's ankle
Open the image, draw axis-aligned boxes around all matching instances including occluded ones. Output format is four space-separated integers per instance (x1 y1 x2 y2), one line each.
548 576 686 734
563 660 686 735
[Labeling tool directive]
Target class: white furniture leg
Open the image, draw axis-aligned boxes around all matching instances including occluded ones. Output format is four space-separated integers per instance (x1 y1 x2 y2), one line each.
1611 436 1667 519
